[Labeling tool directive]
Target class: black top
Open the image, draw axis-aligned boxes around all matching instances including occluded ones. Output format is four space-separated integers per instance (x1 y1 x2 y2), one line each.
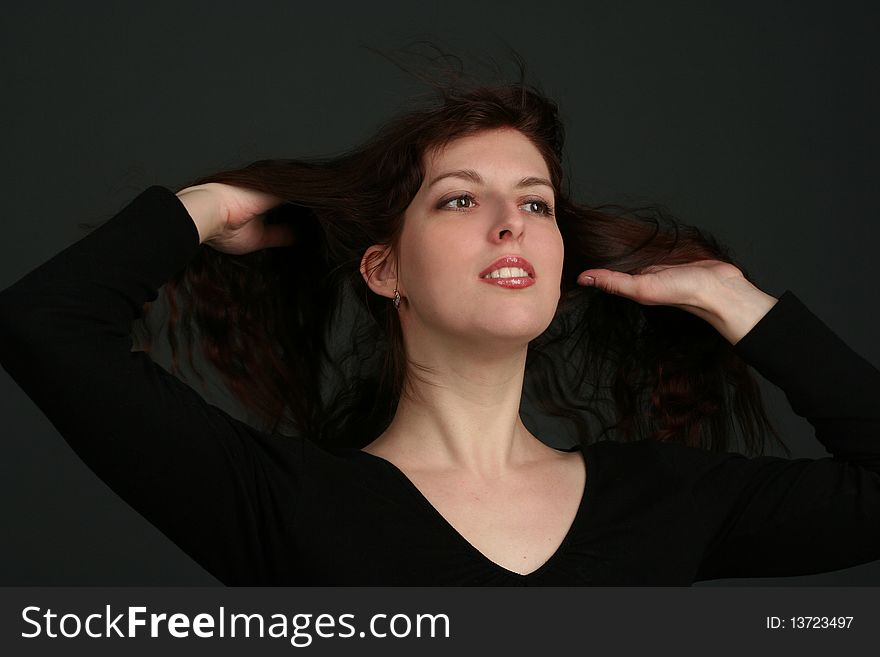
1 186 879 586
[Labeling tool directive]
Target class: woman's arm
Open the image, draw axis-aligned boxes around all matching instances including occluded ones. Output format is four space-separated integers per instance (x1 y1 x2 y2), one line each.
0 187 304 585
577 258 880 580
654 292 880 581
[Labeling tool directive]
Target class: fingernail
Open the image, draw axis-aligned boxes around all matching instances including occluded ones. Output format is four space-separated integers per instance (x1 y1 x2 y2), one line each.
580 275 595 286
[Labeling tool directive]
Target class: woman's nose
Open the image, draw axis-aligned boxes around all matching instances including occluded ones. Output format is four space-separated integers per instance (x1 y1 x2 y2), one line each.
491 205 525 241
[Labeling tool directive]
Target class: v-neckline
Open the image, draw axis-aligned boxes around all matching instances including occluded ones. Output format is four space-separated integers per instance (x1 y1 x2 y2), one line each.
349 443 592 580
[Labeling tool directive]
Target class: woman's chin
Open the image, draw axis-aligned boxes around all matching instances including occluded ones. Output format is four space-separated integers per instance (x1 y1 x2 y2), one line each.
470 321 550 345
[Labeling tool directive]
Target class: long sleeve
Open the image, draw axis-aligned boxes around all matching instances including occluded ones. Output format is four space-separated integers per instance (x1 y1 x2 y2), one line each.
0 187 305 585
653 291 880 581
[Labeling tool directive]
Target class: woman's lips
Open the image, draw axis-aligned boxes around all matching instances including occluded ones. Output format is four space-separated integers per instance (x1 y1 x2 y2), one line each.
478 255 536 279
478 276 535 288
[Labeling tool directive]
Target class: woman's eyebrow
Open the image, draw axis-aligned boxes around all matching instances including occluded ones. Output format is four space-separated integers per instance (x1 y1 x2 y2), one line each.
429 168 553 192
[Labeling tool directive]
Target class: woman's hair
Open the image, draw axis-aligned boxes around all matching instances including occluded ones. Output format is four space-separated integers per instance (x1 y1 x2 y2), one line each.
140 49 788 457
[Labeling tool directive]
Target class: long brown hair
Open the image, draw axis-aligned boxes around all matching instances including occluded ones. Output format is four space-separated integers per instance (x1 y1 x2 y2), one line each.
143 51 787 457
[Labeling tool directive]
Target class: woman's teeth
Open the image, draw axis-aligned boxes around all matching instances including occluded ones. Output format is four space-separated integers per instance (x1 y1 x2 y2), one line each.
482 267 530 279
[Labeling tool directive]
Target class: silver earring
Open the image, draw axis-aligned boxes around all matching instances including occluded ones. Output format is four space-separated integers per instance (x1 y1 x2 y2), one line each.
392 287 401 310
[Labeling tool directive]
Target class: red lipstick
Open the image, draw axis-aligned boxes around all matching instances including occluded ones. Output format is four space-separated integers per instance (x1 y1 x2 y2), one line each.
478 255 536 279
478 255 536 288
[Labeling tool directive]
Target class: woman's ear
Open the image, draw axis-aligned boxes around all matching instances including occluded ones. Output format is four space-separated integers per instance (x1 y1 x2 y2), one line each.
360 245 398 301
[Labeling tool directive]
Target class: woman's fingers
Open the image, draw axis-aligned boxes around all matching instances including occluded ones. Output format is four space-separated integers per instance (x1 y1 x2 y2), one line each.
576 260 747 310
578 269 641 299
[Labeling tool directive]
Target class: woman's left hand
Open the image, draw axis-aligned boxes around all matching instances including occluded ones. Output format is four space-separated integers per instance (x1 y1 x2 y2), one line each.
576 259 779 345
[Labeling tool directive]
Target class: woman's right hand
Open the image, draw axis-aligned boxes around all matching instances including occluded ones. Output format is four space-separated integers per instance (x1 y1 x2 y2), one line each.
175 182 295 255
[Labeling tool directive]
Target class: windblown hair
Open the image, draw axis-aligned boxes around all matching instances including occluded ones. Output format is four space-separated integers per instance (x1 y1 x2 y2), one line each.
141 53 787 457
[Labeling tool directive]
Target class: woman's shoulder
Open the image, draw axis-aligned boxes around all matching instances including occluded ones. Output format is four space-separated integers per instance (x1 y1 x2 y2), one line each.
585 437 735 483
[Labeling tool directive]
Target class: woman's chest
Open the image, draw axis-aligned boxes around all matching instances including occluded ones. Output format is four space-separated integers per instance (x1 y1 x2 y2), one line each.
408 463 586 575
285 444 696 585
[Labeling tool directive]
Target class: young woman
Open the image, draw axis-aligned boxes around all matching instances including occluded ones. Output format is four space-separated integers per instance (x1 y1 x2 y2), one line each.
1 81 878 585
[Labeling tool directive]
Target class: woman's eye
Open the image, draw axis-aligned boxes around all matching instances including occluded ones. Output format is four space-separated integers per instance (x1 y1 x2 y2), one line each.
523 200 554 215
441 194 476 210
439 194 554 216
523 201 549 214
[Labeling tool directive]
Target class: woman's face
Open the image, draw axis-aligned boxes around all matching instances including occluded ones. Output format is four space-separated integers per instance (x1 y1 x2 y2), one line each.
393 127 564 350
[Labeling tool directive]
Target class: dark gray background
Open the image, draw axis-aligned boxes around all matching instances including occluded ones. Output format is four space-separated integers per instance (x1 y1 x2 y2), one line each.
1 0 877 585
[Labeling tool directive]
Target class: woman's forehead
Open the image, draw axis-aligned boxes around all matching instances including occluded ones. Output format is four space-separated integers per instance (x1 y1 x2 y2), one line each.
424 129 550 177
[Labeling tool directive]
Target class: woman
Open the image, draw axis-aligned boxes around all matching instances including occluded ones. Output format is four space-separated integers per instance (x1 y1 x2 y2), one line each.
1 81 878 585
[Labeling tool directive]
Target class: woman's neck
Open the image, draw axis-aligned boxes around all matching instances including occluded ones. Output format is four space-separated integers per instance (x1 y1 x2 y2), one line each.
366 339 547 478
